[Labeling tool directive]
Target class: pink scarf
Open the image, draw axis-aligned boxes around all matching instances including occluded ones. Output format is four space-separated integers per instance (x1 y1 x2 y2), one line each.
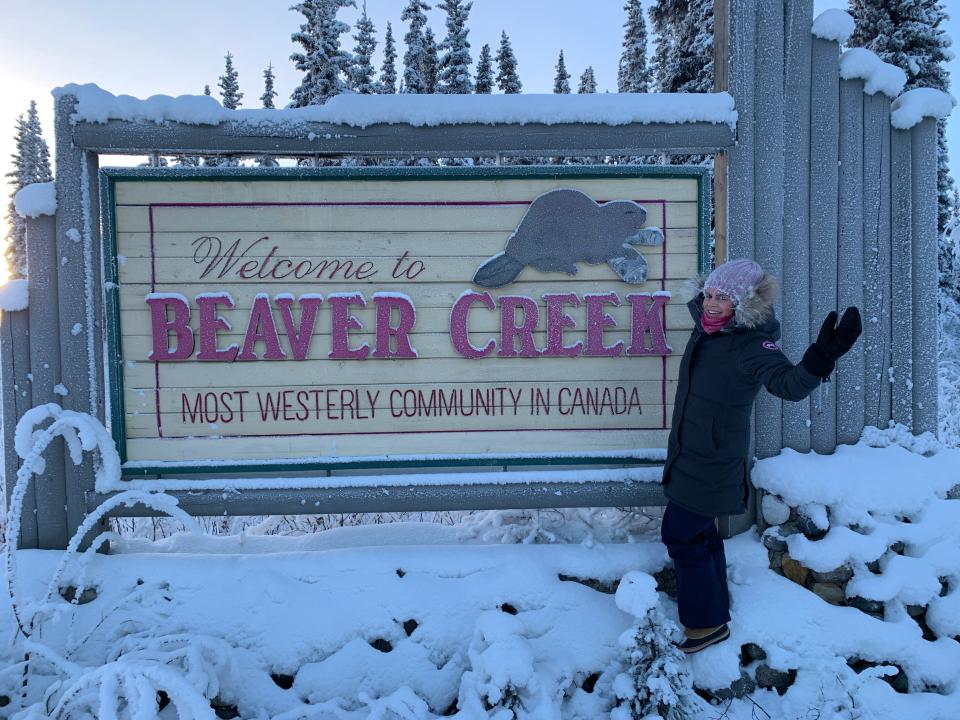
701 311 732 335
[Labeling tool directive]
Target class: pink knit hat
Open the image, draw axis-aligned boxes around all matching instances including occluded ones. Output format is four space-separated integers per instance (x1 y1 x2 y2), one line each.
703 259 765 305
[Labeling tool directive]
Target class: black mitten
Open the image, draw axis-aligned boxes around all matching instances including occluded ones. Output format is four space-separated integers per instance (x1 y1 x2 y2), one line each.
801 307 863 378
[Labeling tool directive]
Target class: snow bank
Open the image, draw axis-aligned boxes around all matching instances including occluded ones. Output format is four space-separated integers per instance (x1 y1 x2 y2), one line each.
13 181 56 218
811 9 855 44
53 82 738 129
839 48 908 98
0 278 29 311
891 87 957 129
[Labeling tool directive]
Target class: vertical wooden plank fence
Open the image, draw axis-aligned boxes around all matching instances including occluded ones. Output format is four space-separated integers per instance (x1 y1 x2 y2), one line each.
890 130 913 428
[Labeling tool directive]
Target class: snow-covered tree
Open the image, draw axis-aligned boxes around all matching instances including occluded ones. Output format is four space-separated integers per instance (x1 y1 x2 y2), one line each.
849 0 954 234
578 66 597 93
474 43 493 94
422 26 440 93
379 22 398 93
350 2 378 93
218 51 243 109
648 0 713 93
261 63 278 108
437 0 474 93
5 101 52 277
257 63 280 167
401 0 432 94
619 0 652 92
203 84 211 96
495 30 522 94
612 573 696 720
289 0 356 107
554 50 571 94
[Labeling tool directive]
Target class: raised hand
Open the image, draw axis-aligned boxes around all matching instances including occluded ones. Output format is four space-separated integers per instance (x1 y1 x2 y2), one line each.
802 307 863 379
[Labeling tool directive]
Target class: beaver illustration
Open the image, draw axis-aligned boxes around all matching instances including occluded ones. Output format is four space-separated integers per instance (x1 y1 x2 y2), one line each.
472 188 664 288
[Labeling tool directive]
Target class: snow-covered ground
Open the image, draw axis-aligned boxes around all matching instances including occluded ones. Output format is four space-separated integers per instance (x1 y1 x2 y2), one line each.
1 418 959 719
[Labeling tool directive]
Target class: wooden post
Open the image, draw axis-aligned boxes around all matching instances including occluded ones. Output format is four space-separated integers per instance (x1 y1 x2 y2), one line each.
752 0 786 459
713 0 730 266
911 117 939 433
890 129 913 428
781 0 813 452
1 308 35 548
862 92 893 429
55 95 105 548
837 79 866 445
25 213 70 549
726 0 757 263
808 37 841 453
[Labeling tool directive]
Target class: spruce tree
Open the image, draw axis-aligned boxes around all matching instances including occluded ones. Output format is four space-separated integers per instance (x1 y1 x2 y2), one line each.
554 50 571 94
261 63 278 108
422 26 440 93
380 22 398 93
648 0 713 93
578 66 597 93
475 43 494 94
289 0 356 107
495 31 522 94
351 2 378 93
401 0 432 94
437 0 474 93
4 101 52 278
218 51 243 109
258 64 280 167
203 84 211 96
619 0 652 92
849 0 954 234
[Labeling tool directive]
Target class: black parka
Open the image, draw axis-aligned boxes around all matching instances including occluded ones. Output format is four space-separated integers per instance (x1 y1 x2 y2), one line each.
662 289 822 517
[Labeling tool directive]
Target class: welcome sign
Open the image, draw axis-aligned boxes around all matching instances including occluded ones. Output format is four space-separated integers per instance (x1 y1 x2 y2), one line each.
104 168 706 475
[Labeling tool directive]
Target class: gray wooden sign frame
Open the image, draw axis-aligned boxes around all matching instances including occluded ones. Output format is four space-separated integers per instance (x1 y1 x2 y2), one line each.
2 0 947 549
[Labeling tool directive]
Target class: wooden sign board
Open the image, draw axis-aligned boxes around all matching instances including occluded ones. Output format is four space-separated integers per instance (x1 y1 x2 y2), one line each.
103 167 707 476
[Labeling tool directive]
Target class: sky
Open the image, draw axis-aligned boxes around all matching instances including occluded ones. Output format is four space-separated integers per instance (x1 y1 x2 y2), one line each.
0 0 958 204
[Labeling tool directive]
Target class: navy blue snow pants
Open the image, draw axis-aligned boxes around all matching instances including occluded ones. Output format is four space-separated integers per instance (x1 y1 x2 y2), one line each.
660 501 731 629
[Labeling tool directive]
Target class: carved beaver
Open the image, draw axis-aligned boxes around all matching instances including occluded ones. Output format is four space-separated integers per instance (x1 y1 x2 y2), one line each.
473 188 664 288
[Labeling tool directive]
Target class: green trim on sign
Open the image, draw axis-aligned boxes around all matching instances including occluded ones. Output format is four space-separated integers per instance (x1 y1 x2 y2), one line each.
100 172 128 466
100 164 708 478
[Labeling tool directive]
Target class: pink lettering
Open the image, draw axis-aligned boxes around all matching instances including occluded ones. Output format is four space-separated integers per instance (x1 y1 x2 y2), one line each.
328 293 370 360
373 294 418 359
585 293 624 357
498 295 541 358
146 294 194 361
450 291 496 359
626 293 672 355
197 293 239 361
543 293 583 357
237 294 287 361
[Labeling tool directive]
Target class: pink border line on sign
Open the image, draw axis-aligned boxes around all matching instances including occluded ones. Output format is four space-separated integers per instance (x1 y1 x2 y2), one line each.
143 199 671 440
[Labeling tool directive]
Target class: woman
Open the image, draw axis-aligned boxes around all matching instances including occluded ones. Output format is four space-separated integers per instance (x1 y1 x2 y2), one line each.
661 259 861 653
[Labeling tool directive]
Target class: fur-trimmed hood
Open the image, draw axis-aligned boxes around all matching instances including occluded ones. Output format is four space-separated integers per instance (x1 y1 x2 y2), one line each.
687 271 779 331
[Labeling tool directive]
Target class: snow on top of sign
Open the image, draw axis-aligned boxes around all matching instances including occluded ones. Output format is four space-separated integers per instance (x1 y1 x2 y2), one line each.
811 9 855 43
53 83 738 129
13 181 56 219
0 279 29 311
839 48 908 98
890 87 957 129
